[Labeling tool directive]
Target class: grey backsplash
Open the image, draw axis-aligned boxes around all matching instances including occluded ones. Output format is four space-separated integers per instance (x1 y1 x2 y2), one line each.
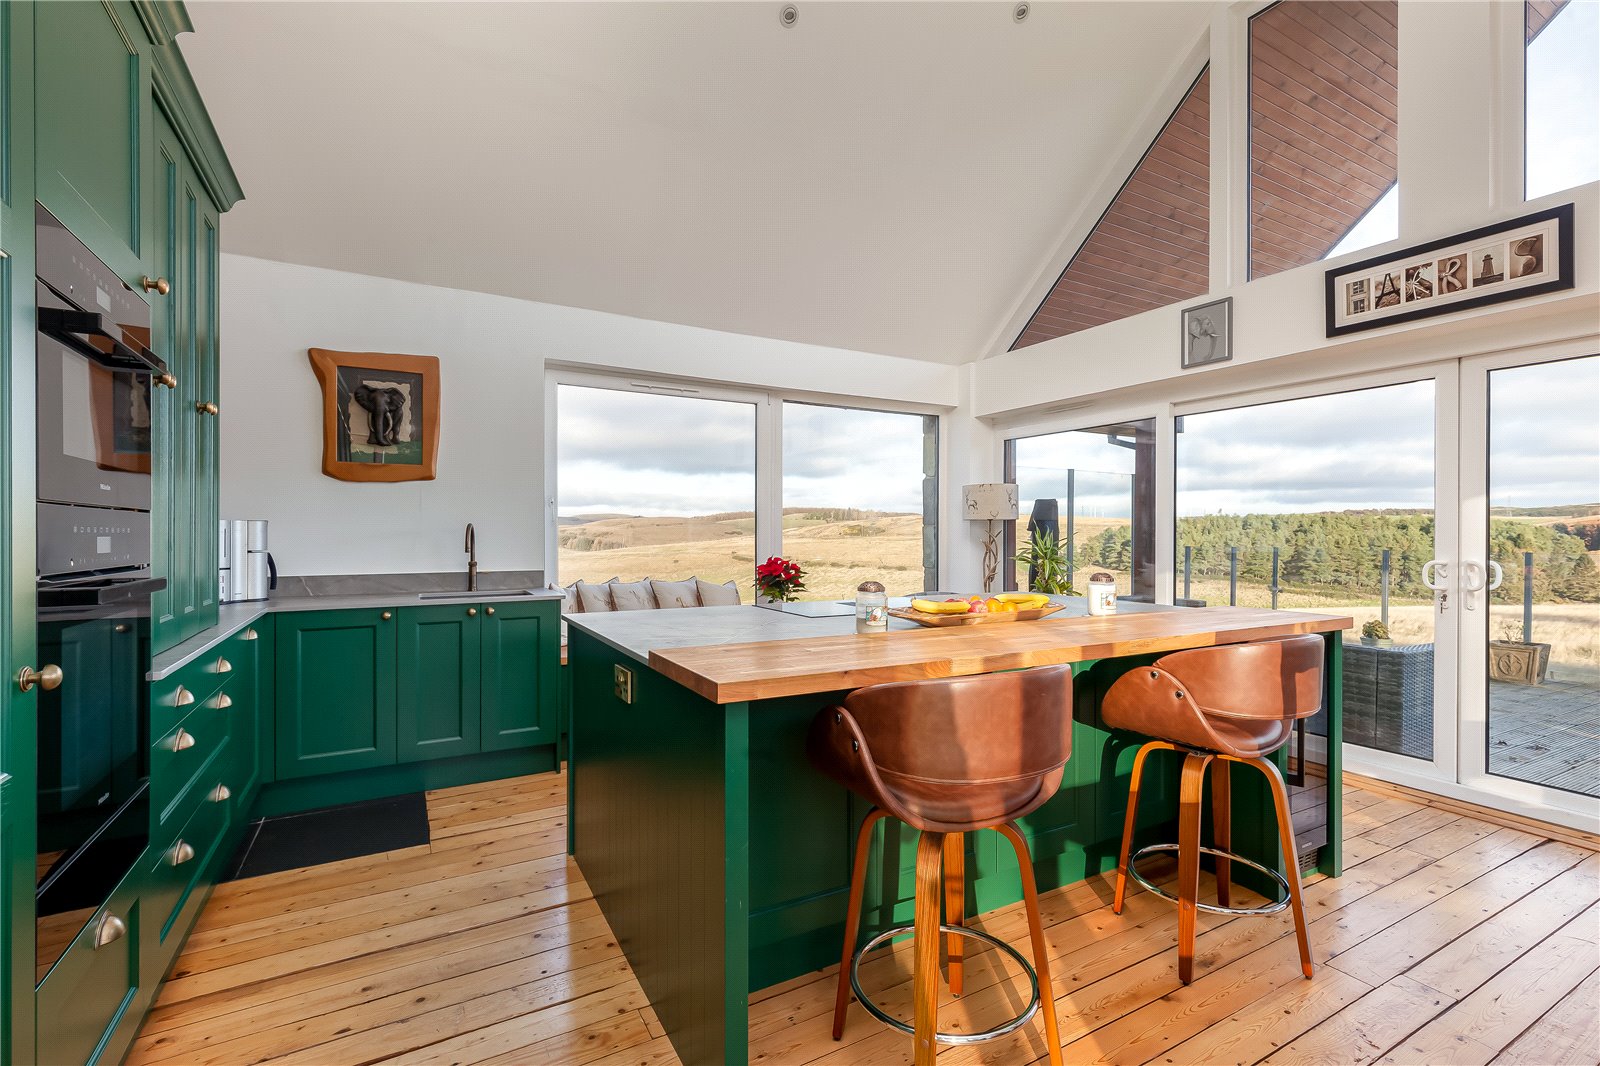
273 570 546 598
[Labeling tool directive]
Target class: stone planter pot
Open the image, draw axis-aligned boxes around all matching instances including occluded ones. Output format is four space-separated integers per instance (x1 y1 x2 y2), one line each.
1360 636 1394 647
1488 640 1551 685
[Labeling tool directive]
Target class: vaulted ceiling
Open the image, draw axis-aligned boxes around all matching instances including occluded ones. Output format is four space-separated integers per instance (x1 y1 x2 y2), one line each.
179 1 1213 364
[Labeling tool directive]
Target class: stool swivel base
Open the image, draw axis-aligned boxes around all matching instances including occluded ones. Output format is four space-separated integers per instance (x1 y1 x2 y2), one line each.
1113 741 1314 985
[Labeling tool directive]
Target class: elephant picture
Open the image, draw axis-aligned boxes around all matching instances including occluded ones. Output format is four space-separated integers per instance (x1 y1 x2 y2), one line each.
352 383 407 447
309 348 440 482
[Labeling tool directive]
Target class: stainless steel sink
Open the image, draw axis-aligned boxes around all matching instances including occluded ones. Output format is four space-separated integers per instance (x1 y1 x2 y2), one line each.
417 589 535 600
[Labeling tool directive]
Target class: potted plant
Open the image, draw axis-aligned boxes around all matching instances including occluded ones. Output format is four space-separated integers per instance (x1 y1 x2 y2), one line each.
1012 529 1077 595
754 556 807 603
1489 621 1551 686
1360 619 1393 646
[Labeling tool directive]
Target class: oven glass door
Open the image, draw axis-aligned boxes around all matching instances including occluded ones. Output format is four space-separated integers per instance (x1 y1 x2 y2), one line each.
35 280 154 511
34 578 154 982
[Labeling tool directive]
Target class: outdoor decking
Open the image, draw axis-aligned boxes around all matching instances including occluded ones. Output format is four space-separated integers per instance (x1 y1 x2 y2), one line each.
1490 678 1600 797
126 768 1599 1066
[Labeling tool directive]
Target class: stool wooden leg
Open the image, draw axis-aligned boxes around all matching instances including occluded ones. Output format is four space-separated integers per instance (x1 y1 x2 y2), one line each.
1250 755 1315 979
942 832 965 996
1176 752 1212 985
1114 740 1171 913
913 831 946 1066
831 807 887 1041
1211 759 1232 910
998 823 1064 1066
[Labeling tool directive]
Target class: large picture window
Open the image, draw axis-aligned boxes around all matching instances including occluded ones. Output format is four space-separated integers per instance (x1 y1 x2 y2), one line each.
1525 0 1600 200
1249 1 1399 278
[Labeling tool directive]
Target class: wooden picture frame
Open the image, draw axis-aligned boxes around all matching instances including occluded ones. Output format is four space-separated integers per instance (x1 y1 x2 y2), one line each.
308 348 440 482
1324 203 1574 337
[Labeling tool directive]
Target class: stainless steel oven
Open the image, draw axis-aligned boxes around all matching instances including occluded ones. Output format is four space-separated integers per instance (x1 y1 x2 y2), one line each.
32 204 166 980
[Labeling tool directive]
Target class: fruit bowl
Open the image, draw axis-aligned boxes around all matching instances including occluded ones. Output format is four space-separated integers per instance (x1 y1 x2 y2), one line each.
888 595 1066 628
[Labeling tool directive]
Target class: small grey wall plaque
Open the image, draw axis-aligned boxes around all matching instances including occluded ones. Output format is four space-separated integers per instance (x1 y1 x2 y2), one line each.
1180 297 1232 369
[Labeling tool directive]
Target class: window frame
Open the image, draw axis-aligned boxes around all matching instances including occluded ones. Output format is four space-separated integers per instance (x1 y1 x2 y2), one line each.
544 368 945 593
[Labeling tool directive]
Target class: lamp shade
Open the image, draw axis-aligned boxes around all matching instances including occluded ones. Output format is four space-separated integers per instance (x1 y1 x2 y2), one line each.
963 483 1019 522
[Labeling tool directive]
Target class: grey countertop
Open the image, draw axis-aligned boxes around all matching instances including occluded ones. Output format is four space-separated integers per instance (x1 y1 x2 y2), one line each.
149 588 563 681
565 597 1174 666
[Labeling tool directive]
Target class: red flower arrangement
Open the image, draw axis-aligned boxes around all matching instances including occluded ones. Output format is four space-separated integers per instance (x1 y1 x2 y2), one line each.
755 556 807 602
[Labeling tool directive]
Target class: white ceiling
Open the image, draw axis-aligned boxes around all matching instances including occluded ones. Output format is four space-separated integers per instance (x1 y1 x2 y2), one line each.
180 1 1211 364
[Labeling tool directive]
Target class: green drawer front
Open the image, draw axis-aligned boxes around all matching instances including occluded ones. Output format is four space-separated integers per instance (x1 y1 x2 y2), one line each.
35 867 142 1066
153 653 229 741
151 682 232 826
147 772 231 945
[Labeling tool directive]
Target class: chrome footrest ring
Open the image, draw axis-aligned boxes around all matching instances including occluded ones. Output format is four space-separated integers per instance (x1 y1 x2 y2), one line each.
1129 843 1292 916
849 923 1040 1045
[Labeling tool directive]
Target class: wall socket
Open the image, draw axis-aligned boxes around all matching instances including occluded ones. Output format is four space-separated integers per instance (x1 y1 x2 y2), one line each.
613 664 634 704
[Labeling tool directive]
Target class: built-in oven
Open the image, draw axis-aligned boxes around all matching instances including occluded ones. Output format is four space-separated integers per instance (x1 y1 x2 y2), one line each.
33 204 167 980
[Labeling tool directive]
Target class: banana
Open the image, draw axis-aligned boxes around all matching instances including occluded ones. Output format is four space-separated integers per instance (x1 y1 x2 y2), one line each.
995 592 1051 608
910 598 973 615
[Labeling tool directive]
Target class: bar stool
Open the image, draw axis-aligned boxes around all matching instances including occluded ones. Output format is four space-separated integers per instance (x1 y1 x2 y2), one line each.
807 666 1072 1066
1102 635 1324 985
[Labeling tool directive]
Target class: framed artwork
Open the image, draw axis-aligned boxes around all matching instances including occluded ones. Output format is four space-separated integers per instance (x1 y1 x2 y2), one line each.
1325 203 1574 337
1181 296 1233 369
308 348 440 482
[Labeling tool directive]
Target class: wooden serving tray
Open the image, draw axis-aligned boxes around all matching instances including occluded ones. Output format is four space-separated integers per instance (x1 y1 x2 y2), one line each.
887 603 1066 628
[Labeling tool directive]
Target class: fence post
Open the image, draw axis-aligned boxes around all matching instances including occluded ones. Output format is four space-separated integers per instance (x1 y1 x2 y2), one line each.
1229 546 1238 607
1524 550 1534 643
1380 548 1391 628
1065 469 1076 585
1270 547 1281 610
1183 545 1192 602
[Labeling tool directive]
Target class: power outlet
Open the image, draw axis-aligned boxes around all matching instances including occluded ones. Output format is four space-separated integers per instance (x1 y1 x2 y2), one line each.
613 664 634 704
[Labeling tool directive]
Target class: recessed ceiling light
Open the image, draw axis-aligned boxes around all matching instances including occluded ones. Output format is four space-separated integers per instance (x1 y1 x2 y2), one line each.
1014 2 1029 22
779 4 798 27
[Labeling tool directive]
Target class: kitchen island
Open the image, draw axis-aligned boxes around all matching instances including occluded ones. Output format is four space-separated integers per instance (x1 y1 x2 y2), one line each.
566 601 1350 1066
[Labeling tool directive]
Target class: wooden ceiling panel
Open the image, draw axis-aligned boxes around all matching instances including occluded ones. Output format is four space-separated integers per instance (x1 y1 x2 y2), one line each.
1248 0 1399 279
1012 68 1210 350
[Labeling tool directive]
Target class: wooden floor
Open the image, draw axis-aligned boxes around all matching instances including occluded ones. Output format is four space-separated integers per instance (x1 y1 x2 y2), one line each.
128 771 1600 1066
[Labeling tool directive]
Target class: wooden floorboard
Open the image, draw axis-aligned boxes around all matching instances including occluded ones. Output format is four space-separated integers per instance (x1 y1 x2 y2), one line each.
130 769 1600 1066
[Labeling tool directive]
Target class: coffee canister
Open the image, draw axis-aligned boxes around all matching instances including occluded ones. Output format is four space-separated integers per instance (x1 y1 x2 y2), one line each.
855 581 888 633
1087 572 1118 616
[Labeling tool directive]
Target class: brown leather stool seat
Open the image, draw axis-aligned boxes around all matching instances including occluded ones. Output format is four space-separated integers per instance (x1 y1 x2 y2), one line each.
808 666 1073 1066
1103 635 1325 984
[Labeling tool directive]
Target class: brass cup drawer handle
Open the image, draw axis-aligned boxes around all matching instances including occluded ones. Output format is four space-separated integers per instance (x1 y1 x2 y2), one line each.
166 728 197 752
212 693 233 710
17 664 63 693
93 913 128 950
240 627 259 641
208 783 232 803
212 657 232 674
167 840 196 867
173 685 196 707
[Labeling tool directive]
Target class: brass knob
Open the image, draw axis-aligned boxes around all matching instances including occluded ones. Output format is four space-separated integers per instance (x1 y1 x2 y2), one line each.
196 401 219 416
167 728 196 752
93 913 128 950
114 623 130 634
173 685 195 707
157 373 177 389
381 611 392 621
213 657 232 674
17 664 63 693
167 840 196 866
209 783 232 803
467 608 478 617
141 275 171 296
485 607 495 616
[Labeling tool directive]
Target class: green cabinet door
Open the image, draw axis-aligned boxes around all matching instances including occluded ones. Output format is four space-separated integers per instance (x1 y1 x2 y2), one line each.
396 605 481 763
480 600 560 752
34 0 146 280
274 611 397 780
189 197 220 639
149 104 187 651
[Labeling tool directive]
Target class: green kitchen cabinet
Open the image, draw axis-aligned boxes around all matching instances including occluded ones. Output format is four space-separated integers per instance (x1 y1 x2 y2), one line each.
397 605 482 762
275 610 398 779
480 600 560 752
150 99 222 653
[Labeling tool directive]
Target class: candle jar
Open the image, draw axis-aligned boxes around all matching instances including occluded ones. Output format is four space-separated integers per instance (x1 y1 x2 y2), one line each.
855 581 888 633
1087 572 1118 616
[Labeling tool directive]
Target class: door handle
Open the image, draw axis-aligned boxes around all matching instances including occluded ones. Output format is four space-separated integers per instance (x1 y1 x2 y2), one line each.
1486 560 1504 591
17 664 63 693
1421 560 1449 590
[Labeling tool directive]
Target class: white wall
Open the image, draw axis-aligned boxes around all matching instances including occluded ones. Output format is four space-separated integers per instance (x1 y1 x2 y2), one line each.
218 254 959 576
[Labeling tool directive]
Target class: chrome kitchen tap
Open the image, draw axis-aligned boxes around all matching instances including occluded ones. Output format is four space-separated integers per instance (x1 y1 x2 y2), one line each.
465 523 478 591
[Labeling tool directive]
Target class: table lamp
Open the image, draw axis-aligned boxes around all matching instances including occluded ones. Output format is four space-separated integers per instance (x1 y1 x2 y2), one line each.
963 483 1019 593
